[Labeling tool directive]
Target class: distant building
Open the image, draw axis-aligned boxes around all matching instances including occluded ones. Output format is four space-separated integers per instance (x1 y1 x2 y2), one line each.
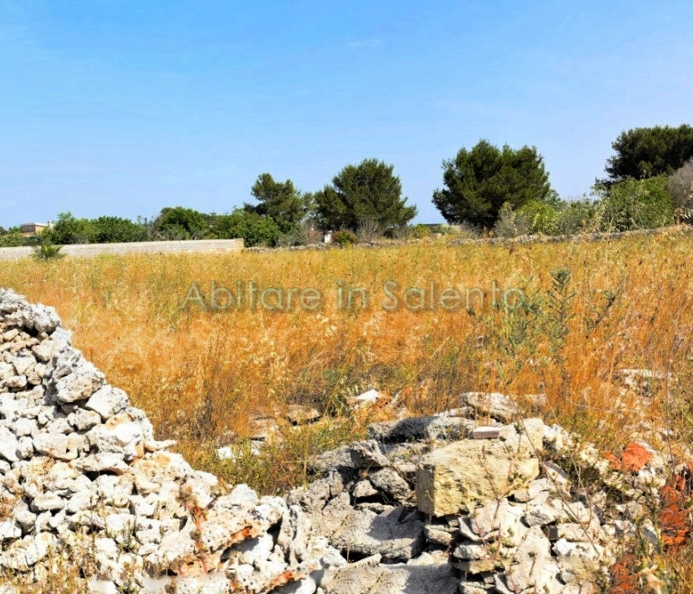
20 223 50 237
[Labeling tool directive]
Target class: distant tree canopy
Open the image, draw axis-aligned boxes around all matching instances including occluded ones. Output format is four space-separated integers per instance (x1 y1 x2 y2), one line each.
244 173 313 234
432 140 554 228
604 124 693 183
90 216 147 243
153 206 208 240
314 158 417 232
46 212 94 245
0 228 25 247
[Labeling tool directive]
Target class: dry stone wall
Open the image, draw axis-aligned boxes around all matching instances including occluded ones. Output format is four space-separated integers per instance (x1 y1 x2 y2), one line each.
0 288 687 593
0 289 343 593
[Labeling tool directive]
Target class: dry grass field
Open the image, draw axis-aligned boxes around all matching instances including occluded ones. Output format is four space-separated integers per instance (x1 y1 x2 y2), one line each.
3 230 693 589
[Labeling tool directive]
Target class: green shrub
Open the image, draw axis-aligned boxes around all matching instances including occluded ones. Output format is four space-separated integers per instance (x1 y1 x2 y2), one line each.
553 198 599 235
154 207 209 240
668 158 693 222
91 216 148 243
0 231 26 247
332 230 358 247
493 203 532 238
595 175 674 231
45 212 94 244
212 209 282 247
517 200 559 235
410 224 432 239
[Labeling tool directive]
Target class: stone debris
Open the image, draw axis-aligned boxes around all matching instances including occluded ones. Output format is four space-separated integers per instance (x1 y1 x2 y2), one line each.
461 392 519 422
247 414 281 442
286 405 321 426
470 426 501 440
290 414 689 593
615 368 674 396
348 388 381 408
0 288 689 593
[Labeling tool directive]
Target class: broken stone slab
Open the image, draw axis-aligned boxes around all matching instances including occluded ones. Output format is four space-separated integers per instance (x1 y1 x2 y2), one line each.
310 445 357 474
12 355 36 377
0 519 22 541
85 385 129 420
287 475 334 513
349 440 391 469
68 408 102 431
0 290 61 334
471 427 501 440
461 392 518 422
424 524 455 547
30 328 72 363
504 524 562 593
86 414 145 461
74 452 130 474
310 492 424 562
320 552 459 594
353 479 378 499
512 477 550 503
453 543 491 560
416 419 544 515
129 451 196 494
329 505 424 562
247 415 280 441
367 467 412 502
48 352 105 404
87 579 118 594
524 499 562 527
471 499 529 546
0 532 57 571
0 426 19 462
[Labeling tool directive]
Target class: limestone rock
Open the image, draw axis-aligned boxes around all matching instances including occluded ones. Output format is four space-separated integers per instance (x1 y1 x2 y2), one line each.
349 440 391 469
416 419 544 515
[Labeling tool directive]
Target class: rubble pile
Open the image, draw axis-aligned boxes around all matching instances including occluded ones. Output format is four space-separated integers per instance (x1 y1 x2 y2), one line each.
0 289 343 593
289 411 683 594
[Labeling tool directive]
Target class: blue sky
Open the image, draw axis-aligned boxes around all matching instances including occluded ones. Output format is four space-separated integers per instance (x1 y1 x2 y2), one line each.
1 0 692 227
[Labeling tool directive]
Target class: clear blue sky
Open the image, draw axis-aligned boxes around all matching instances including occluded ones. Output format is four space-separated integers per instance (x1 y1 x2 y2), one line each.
1 0 692 228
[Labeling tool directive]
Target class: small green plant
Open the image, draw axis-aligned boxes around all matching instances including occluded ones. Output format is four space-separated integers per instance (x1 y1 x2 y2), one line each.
32 238 64 260
478 276 543 386
545 268 575 359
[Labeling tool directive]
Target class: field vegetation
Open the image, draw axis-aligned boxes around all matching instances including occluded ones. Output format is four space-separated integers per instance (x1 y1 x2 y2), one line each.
4 229 693 588
2 231 693 487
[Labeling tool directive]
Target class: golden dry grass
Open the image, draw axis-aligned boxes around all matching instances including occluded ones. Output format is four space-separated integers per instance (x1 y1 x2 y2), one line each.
4 230 693 588
1 233 692 476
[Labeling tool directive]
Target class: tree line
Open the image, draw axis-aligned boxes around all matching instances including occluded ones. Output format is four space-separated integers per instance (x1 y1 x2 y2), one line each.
2 124 692 248
433 124 693 237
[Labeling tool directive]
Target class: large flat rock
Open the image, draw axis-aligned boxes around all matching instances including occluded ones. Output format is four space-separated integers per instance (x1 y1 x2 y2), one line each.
416 419 544 515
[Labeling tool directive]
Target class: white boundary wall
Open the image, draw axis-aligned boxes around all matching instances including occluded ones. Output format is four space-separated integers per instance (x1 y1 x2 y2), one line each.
0 238 244 261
